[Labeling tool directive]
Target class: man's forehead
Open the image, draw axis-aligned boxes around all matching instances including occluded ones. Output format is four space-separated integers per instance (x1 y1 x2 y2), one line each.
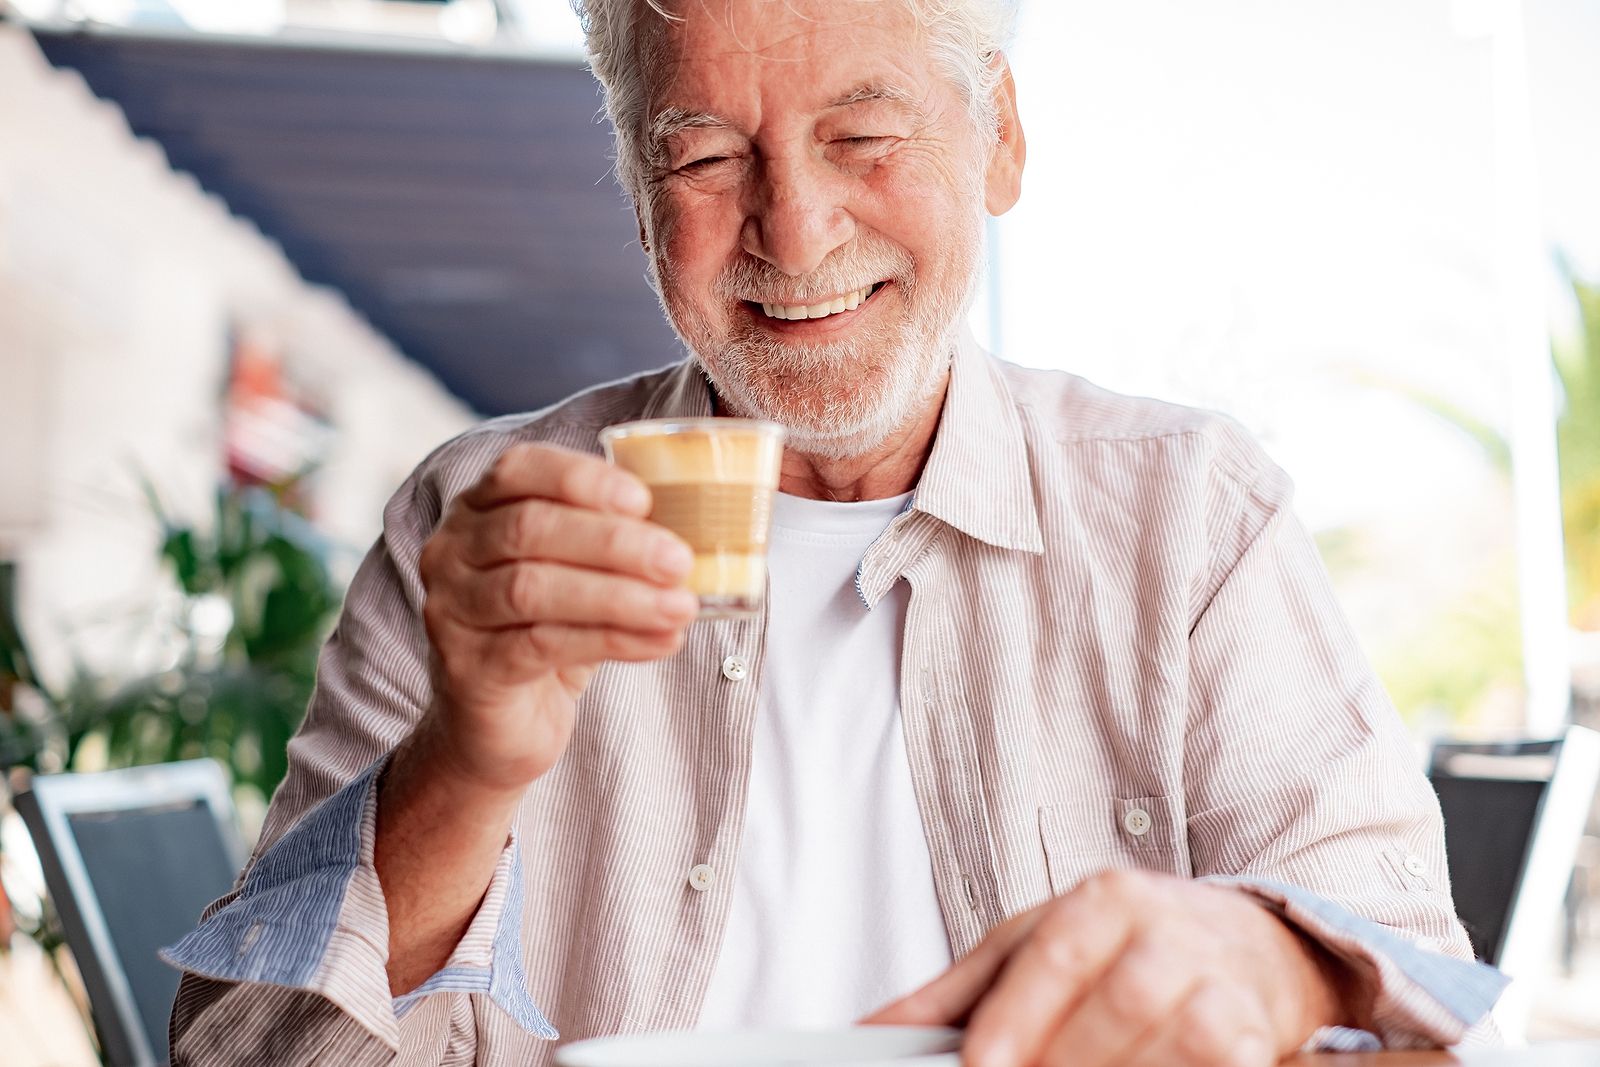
640 0 930 124
648 0 920 57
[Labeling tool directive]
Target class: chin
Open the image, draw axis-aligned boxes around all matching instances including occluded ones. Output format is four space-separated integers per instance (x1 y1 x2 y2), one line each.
710 356 944 462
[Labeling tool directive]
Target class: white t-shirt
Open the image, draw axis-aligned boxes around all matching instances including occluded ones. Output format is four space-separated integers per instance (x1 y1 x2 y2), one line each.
696 491 954 1030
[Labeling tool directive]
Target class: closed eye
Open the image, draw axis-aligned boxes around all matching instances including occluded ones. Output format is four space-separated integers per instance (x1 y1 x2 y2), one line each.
679 156 732 173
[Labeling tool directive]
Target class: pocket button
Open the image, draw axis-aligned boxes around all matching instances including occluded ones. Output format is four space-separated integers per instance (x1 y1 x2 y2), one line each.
1123 808 1153 837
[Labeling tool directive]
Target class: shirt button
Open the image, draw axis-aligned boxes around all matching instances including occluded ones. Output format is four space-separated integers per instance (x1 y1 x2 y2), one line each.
688 863 716 891
1404 855 1428 877
237 921 264 957
721 655 748 682
1123 808 1153 837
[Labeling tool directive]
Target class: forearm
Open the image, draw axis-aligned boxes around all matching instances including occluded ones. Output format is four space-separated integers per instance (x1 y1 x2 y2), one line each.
376 716 526 994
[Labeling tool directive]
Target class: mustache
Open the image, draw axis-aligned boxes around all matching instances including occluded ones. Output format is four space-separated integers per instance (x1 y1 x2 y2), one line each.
712 237 914 304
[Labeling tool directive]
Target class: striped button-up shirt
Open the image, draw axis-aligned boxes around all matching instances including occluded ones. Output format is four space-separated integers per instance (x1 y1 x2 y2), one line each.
164 337 1505 1065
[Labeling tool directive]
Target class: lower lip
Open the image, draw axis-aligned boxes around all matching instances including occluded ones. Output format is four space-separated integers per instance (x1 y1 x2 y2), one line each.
743 284 888 335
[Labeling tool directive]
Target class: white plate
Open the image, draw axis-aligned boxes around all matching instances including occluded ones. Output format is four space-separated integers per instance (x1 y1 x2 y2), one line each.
553 1025 963 1067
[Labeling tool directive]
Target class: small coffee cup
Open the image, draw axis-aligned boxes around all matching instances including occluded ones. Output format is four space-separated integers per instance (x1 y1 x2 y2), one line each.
600 418 785 619
553 1025 963 1067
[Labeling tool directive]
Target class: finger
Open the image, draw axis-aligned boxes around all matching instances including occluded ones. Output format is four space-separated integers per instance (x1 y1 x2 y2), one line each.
862 907 1047 1026
1033 934 1199 1067
442 561 699 632
962 872 1144 1067
1122 979 1276 1067
461 622 690 680
462 443 652 517
459 499 693 584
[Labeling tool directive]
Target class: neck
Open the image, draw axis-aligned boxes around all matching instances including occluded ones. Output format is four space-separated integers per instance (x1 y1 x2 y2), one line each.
767 374 948 502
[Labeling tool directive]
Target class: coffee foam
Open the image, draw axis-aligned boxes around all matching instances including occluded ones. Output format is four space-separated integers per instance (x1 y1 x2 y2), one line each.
604 428 782 486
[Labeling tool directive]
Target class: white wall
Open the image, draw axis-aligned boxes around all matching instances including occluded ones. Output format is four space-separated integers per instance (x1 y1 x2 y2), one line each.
0 24 476 686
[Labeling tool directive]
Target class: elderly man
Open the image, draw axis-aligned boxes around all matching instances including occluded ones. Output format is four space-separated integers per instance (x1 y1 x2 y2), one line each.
165 1 1506 1064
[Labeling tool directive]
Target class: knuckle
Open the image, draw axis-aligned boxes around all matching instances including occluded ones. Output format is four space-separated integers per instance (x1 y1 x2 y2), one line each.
523 624 563 661
557 457 595 504
489 443 527 486
601 628 635 660
1035 924 1086 978
417 536 445 582
600 519 637 566
509 502 552 555
1176 985 1240 1065
506 564 547 617
1105 946 1167 1024
1093 867 1155 904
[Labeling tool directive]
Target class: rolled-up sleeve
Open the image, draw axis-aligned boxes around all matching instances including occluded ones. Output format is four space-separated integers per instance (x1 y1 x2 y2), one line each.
161 756 553 1062
1214 878 1507 1050
1185 434 1507 1048
160 755 553 1055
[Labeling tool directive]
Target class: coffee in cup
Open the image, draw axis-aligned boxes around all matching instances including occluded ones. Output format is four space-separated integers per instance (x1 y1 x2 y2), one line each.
599 418 785 619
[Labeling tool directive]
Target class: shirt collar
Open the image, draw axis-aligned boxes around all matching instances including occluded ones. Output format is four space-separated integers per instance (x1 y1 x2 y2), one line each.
639 359 716 420
912 331 1045 555
639 332 1044 556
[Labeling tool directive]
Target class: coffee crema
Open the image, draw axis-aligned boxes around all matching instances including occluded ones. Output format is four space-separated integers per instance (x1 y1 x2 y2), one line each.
600 419 785 617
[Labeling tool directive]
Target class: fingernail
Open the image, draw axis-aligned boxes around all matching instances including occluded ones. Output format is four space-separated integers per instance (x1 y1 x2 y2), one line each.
652 538 693 579
658 587 698 617
612 479 650 514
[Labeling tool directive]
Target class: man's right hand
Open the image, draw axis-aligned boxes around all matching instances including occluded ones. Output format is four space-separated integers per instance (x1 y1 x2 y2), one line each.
413 442 698 794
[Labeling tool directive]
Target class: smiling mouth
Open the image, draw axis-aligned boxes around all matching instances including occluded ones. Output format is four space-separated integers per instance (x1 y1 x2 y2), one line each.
747 281 888 321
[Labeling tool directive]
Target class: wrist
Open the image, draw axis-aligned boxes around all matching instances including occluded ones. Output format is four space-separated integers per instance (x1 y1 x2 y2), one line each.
386 716 529 817
1275 913 1373 1037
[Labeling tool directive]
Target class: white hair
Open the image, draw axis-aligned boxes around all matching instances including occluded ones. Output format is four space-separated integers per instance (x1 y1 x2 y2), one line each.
568 0 1020 204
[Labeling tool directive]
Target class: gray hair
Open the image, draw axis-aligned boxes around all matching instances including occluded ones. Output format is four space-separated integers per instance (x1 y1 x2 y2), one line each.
568 0 1020 206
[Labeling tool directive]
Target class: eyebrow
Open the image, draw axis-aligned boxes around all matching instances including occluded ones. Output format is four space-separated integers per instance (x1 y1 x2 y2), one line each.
644 81 927 167
649 106 733 149
825 81 924 113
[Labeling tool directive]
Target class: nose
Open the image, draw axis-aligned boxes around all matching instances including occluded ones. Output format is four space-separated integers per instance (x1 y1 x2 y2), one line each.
740 153 854 277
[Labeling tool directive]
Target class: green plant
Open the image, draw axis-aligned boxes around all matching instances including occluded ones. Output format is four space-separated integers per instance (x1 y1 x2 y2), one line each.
0 483 343 803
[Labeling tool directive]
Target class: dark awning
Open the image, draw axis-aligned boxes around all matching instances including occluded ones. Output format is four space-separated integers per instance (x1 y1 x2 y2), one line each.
31 26 682 416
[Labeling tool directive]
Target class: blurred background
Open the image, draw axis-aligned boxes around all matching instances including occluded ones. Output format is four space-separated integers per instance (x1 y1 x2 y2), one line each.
1 0 1597 1062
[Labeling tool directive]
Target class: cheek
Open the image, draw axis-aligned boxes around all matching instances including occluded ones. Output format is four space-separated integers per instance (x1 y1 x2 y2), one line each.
857 160 982 267
655 192 741 278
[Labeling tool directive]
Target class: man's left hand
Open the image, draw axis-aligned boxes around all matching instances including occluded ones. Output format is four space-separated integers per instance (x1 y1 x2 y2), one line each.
864 869 1361 1067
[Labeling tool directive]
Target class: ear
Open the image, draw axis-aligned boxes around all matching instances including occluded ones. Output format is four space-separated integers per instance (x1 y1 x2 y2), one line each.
984 57 1026 217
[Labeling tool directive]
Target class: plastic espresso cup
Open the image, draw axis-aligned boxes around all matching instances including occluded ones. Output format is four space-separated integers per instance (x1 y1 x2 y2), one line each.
599 418 785 619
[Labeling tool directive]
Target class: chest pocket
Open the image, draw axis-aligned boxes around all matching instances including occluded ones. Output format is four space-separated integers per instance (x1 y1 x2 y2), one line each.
1038 794 1192 895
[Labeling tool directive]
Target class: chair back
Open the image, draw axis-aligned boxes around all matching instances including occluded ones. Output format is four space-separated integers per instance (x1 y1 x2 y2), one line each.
14 759 246 1067
1429 727 1600 969
1428 726 1600 1041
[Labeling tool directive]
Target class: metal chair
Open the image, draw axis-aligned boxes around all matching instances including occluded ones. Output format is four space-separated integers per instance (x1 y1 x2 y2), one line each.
14 759 246 1067
1428 726 1600 1039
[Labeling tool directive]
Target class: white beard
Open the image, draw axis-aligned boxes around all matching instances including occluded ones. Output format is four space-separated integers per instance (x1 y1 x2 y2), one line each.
655 216 986 460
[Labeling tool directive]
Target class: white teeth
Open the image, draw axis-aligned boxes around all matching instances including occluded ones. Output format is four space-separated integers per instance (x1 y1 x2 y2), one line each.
757 284 875 321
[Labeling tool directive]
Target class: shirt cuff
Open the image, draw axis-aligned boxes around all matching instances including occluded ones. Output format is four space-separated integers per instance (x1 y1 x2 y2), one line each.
1209 877 1509 1050
392 833 555 1037
160 755 556 1047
